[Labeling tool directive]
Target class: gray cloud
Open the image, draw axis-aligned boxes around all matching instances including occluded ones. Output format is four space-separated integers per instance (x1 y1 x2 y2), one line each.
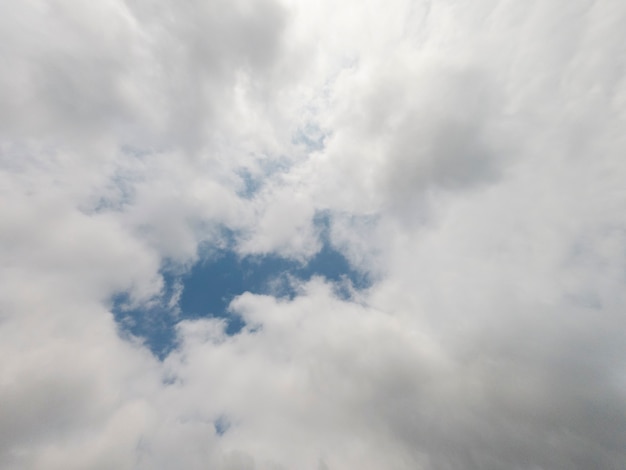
1 0 626 469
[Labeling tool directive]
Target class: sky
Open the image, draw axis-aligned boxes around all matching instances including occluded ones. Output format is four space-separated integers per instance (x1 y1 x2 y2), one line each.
1 0 626 469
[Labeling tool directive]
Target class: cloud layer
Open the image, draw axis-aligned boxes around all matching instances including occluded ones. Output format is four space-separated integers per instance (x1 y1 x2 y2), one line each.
1 0 626 469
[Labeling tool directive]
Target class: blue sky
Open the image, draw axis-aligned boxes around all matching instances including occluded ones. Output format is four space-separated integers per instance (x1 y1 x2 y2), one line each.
113 238 370 358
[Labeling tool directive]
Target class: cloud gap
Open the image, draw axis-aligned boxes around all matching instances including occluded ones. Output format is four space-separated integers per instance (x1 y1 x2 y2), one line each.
112 227 370 359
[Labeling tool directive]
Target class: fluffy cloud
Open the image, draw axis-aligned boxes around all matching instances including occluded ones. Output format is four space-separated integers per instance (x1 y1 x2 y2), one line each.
1 0 626 469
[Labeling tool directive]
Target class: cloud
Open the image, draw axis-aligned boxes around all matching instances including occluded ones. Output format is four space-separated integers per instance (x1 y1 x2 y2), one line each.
1 0 626 469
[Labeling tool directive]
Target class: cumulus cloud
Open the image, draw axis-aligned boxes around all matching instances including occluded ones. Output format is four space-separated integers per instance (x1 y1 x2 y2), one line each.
1 0 626 469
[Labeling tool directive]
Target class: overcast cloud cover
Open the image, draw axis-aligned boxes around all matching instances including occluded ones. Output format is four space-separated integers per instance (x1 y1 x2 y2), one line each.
1 0 626 468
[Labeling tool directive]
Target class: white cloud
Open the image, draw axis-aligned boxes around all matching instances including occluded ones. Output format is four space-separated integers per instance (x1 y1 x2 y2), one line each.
1 0 626 469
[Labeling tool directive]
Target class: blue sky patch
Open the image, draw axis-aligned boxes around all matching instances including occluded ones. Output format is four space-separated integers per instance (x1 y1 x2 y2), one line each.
214 415 231 436
236 168 263 199
112 238 370 359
